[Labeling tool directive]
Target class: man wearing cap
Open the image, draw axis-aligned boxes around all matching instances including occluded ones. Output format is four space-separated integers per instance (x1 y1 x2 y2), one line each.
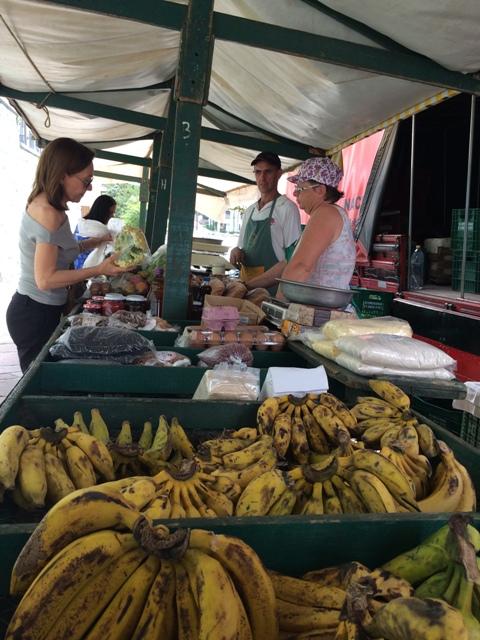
280 156 356 291
229 151 301 294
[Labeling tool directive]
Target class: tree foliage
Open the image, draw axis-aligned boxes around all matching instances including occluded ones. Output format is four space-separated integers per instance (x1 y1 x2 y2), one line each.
101 182 140 227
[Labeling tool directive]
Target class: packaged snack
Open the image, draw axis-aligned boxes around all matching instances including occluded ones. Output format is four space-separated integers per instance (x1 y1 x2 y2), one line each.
113 225 150 268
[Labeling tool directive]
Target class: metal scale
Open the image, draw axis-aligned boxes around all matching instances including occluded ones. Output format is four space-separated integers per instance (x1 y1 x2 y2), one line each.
261 298 344 328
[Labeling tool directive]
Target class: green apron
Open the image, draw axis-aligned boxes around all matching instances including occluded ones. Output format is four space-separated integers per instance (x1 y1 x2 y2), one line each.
240 197 279 295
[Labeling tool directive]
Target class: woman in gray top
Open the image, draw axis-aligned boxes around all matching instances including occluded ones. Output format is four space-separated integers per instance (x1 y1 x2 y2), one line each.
6 137 126 372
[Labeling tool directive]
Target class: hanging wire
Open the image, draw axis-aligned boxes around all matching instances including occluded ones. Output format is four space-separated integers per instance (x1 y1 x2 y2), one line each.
1 14 54 126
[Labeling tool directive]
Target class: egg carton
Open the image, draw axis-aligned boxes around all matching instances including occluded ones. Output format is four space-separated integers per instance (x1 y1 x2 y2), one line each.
187 328 285 351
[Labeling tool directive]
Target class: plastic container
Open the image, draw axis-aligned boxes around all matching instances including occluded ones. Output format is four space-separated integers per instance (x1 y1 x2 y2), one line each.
83 298 103 314
351 288 394 319
451 208 480 252
102 293 125 316
125 295 148 313
201 305 240 331
409 245 425 290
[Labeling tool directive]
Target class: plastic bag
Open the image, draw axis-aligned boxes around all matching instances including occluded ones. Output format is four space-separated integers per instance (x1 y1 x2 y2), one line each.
193 363 260 400
113 225 150 268
197 343 253 367
334 334 456 370
107 310 148 330
334 352 455 380
322 316 412 341
49 326 155 363
132 351 191 367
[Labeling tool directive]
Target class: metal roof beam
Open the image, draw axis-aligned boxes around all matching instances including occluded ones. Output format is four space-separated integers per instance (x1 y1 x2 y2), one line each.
197 167 255 185
93 170 142 183
92 149 151 167
44 0 480 95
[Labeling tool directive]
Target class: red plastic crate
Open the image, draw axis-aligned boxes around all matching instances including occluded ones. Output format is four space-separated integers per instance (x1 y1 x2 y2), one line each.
359 277 400 293
413 334 480 382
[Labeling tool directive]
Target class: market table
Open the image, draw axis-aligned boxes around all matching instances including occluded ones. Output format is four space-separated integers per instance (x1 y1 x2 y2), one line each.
288 341 467 402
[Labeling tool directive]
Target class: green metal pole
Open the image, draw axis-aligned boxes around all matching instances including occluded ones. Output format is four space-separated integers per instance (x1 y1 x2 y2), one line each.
150 95 176 251
144 133 162 245
139 165 150 230
163 0 214 320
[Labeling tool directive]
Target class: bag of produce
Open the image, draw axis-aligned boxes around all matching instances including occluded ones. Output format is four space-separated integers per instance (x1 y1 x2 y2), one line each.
113 225 150 268
49 326 155 364
197 343 253 367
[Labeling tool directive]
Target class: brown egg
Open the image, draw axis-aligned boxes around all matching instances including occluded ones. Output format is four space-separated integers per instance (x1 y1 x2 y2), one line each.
223 331 239 344
239 331 254 349
206 331 222 346
254 332 268 350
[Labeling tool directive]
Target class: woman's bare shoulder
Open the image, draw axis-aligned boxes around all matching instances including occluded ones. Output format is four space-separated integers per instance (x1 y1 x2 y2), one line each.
28 197 64 233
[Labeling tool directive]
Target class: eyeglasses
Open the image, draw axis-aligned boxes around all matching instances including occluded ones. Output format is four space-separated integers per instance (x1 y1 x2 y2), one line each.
73 175 93 188
293 184 319 194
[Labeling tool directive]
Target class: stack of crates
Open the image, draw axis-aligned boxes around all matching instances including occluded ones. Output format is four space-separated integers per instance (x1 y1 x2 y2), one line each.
451 208 480 292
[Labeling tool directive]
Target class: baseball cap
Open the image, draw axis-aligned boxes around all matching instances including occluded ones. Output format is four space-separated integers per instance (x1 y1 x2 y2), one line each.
287 156 343 187
251 151 281 169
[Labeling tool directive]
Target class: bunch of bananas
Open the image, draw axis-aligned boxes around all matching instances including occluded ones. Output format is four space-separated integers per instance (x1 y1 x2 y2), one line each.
0 422 114 510
257 392 357 463
8 482 278 640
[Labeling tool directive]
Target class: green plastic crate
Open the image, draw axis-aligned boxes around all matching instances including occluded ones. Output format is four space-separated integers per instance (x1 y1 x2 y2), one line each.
451 208 480 252
351 287 394 318
460 412 480 447
412 396 463 436
452 251 480 293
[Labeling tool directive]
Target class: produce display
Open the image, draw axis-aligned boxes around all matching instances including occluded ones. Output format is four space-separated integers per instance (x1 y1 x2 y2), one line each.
113 225 150 269
0 381 475 517
6 482 480 639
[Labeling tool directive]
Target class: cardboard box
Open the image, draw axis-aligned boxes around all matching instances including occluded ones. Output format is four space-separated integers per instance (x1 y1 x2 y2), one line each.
203 295 265 325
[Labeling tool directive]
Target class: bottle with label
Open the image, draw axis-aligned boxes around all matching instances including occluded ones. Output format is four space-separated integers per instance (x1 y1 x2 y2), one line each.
151 268 164 316
409 245 425 290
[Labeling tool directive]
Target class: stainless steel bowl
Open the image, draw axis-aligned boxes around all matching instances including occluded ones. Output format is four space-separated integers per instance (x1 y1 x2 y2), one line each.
276 278 353 309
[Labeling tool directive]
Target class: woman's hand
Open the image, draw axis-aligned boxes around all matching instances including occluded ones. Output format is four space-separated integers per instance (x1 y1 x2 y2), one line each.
97 253 128 276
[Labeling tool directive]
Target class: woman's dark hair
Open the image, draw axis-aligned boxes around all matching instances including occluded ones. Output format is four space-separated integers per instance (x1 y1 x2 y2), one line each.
307 181 344 204
85 195 117 224
27 137 94 211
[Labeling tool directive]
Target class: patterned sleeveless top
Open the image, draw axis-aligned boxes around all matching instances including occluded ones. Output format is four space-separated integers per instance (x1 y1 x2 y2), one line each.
306 205 356 290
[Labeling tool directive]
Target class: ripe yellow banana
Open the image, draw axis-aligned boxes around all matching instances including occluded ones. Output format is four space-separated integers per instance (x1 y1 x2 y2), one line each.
365 596 468 639
83 554 160 640
6 530 138 640
174 560 200 639
290 417 310 464
130 560 176 639
418 443 465 513
453 459 477 512
272 413 292 458
60 439 97 489
45 545 149 640
197 483 234 517
322 478 343 514
318 393 357 429
182 548 242 639
276 598 340 633
396 425 420 456
170 416 195 459
143 493 172 519
231 427 258 441
351 401 400 419
312 409 350 443
416 423 440 458
301 482 324 515
0 425 31 490
17 443 47 508
10 487 141 596
379 425 403 449
269 571 346 609
352 449 418 511
348 469 397 513
89 408 110 443
257 397 280 434
330 474 366 513
236 469 288 516
66 430 115 480
212 447 277 488
361 422 397 447
301 407 329 454
222 435 273 469
44 450 76 503
189 528 278 639
120 477 157 510
368 379 411 411
268 487 297 515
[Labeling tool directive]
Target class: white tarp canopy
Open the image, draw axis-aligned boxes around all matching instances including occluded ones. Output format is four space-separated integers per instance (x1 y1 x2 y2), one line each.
1 0 479 186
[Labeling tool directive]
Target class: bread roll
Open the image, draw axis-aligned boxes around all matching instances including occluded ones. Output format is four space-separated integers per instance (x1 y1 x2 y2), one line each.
224 281 247 298
209 277 225 296
245 287 270 308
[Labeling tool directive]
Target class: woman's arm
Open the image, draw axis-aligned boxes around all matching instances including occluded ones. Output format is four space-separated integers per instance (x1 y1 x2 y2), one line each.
281 205 340 283
34 243 125 291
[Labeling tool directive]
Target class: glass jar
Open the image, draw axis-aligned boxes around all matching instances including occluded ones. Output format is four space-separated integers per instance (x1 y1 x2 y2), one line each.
83 298 103 315
125 295 147 313
102 293 125 316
